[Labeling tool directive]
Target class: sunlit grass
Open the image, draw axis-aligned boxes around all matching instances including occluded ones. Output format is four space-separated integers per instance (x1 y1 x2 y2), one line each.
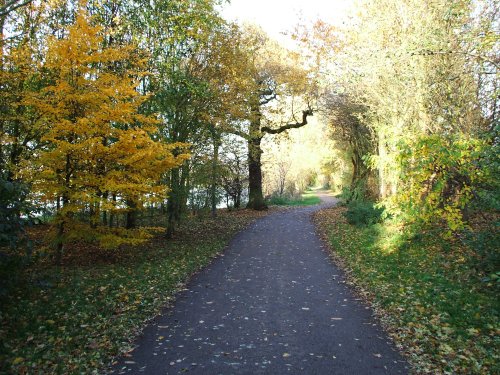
314 207 499 374
267 191 321 206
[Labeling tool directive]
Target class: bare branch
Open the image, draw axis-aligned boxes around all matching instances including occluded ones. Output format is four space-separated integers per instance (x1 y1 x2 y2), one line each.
0 0 34 18
261 109 313 135
259 93 277 105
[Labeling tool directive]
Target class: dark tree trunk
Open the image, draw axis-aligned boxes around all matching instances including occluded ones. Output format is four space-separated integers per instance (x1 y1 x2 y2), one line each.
125 199 137 229
246 101 267 210
246 134 267 210
56 219 64 265
211 135 220 217
245 105 312 210
166 168 180 239
109 193 116 227
234 178 242 209
102 192 108 226
55 153 72 264
180 163 190 219
56 194 66 265
350 155 359 190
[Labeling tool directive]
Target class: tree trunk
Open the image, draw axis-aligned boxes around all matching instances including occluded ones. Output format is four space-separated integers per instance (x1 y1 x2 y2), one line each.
180 163 190 219
211 134 220 217
56 193 67 265
235 178 242 209
378 134 388 199
102 192 108 226
55 153 72 264
166 168 180 239
125 198 137 229
109 193 116 227
246 134 267 210
56 219 64 265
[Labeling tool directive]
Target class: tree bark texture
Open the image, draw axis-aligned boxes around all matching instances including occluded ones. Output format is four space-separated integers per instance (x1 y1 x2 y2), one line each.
211 137 220 217
246 134 267 210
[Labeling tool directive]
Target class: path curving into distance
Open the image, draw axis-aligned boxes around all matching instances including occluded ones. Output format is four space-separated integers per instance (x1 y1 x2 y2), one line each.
111 192 408 374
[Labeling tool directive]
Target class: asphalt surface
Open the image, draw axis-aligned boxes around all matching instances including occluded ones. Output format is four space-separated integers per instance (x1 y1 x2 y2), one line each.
111 193 408 374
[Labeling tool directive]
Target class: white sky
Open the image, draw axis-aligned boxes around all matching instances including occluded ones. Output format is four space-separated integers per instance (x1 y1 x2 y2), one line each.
220 0 355 41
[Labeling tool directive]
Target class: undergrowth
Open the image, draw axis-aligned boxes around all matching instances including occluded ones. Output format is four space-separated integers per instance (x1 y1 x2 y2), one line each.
343 200 385 226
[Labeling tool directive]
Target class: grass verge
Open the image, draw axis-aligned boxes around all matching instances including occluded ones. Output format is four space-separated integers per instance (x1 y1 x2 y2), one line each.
314 206 499 374
0 209 269 374
268 191 321 206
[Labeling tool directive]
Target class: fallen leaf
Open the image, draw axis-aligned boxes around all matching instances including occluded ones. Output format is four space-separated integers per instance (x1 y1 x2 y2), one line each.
12 357 24 365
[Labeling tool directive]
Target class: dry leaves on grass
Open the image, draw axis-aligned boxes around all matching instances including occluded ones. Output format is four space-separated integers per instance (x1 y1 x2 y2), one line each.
313 206 499 375
2 208 272 374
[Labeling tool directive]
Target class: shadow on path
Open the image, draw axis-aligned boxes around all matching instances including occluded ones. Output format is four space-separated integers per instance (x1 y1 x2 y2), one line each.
111 191 408 374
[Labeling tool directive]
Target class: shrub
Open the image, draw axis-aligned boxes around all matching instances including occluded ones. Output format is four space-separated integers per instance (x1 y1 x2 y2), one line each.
394 134 496 236
340 183 367 203
0 178 31 250
344 200 385 226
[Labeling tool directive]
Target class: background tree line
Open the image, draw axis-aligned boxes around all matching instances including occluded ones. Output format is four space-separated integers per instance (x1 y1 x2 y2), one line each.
1 0 497 260
0 0 317 261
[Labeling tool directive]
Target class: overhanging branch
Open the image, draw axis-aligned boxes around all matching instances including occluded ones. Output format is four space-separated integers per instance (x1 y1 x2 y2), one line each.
227 128 250 140
259 93 277 105
261 109 313 135
0 0 34 17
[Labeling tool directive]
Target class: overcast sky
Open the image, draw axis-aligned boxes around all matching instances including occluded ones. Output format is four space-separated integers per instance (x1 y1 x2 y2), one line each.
220 0 355 41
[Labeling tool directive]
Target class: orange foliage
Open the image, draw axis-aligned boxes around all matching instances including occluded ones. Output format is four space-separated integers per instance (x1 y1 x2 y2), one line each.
25 8 189 249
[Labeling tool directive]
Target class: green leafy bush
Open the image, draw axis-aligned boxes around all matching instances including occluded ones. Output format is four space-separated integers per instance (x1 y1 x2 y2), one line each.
339 182 367 203
0 177 34 299
462 224 500 276
344 200 385 226
393 134 496 236
0 178 31 249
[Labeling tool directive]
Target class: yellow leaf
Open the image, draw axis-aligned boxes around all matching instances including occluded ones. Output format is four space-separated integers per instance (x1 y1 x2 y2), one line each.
12 357 24 365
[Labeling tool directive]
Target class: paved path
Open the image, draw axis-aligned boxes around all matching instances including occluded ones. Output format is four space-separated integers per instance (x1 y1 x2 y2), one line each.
111 193 408 374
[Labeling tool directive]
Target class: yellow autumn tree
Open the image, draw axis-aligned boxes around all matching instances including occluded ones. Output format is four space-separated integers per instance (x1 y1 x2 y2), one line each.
27 8 188 259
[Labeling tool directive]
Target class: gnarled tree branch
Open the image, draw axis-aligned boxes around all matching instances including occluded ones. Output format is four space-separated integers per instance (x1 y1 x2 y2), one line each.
261 109 313 135
259 93 277 105
0 0 34 18
227 128 250 140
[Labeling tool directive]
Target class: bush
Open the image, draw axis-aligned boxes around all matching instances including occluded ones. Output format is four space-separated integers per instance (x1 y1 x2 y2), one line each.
0 178 31 249
344 200 385 226
339 183 367 203
0 177 34 299
394 134 497 236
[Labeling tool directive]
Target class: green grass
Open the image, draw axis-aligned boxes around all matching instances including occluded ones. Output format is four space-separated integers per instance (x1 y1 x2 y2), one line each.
314 207 499 374
268 192 321 206
0 210 267 374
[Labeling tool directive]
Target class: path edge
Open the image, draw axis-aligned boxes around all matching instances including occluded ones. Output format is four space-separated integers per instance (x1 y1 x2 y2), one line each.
311 205 413 373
